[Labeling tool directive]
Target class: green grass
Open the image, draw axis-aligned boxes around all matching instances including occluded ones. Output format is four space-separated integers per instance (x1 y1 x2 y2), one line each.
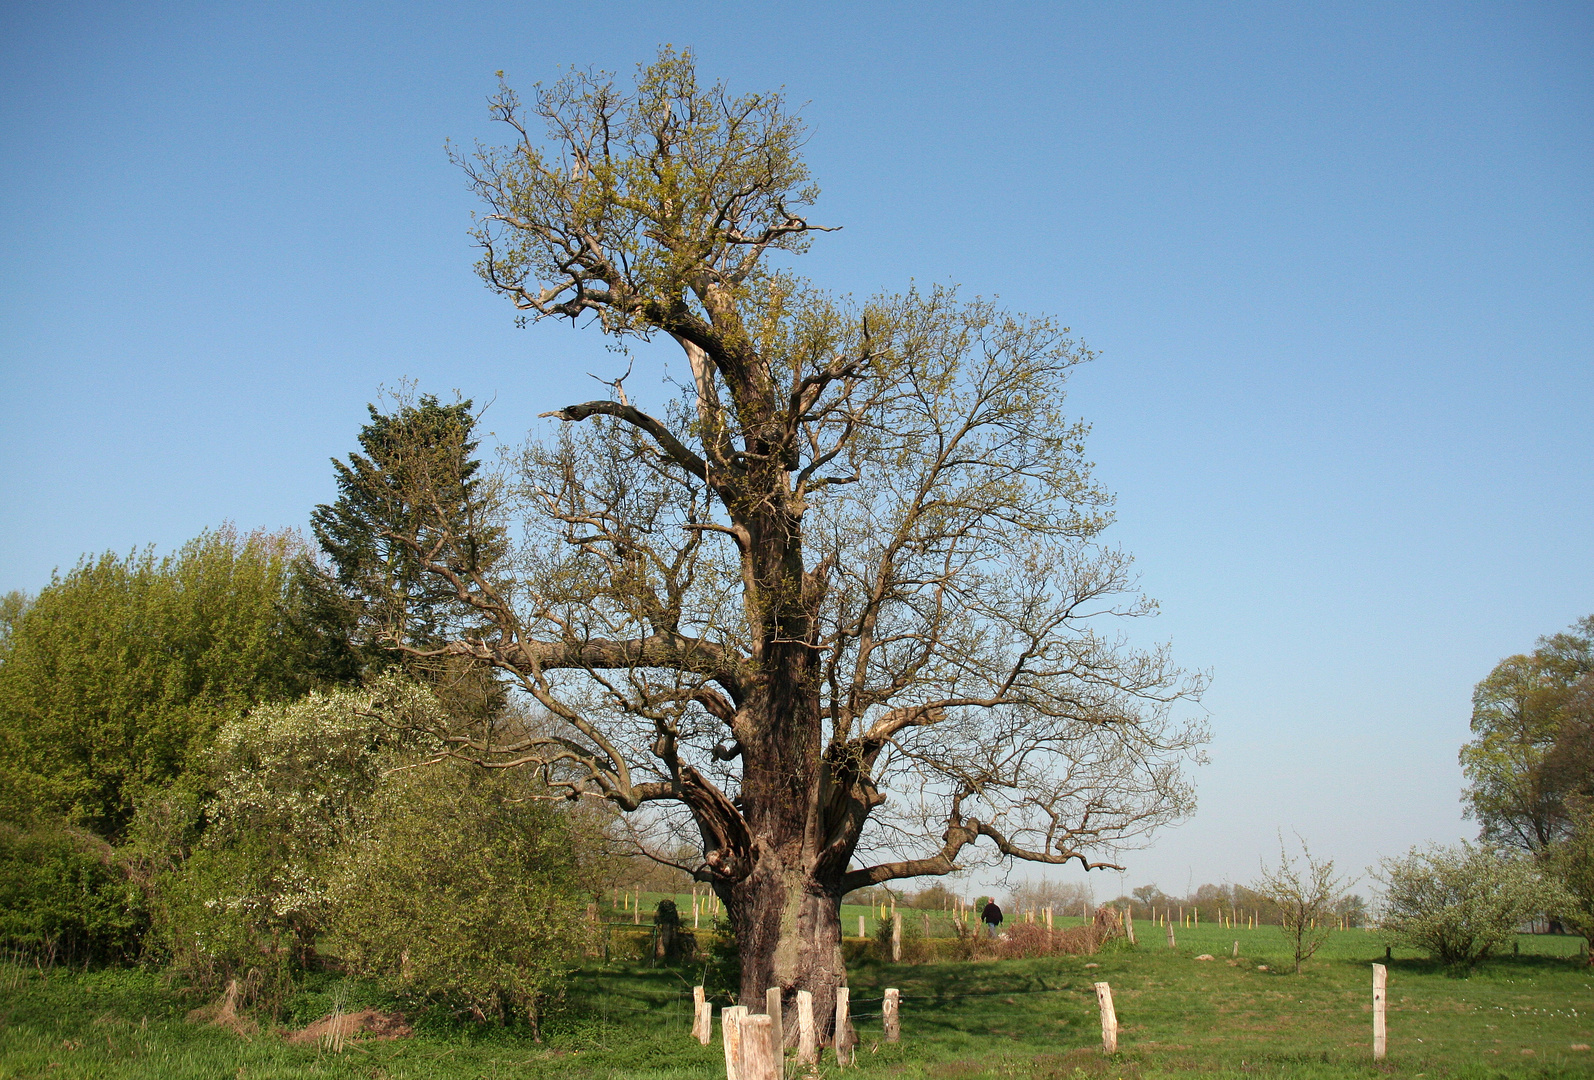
1 928 1590 1079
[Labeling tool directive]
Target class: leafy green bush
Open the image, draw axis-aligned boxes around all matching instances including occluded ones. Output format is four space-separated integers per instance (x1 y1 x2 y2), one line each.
1375 842 1569 969
327 763 592 1030
0 821 145 965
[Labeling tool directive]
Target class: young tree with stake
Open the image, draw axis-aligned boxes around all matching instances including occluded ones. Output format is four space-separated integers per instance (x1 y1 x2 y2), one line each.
1252 836 1348 974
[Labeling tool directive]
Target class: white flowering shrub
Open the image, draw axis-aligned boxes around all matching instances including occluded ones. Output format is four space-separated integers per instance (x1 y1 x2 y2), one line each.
1375 842 1570 969
153 673 444 981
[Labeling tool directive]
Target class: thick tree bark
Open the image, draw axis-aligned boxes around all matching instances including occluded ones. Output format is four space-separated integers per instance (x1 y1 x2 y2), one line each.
725 843 847 1044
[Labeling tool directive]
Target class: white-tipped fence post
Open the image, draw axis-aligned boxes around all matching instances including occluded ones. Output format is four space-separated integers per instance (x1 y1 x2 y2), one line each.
892 912 902 962
1372 963 1387 1061
693 986 710 1044
1093 981 1118 1054
722 1005 748 1080
739 1013 779 1080
859 914 866 938
883 987 901 1043
765 986 784 1053
834 986 853 1066
796 990 817 1064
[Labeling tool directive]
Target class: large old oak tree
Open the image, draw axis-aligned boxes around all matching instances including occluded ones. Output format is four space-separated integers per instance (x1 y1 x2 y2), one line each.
360 50 1207 1035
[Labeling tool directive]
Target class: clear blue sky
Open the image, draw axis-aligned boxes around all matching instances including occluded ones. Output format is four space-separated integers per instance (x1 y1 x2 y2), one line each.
2 1 1589 895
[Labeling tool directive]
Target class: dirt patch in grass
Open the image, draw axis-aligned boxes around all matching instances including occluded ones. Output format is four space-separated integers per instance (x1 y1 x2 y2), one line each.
285 1008 412 1045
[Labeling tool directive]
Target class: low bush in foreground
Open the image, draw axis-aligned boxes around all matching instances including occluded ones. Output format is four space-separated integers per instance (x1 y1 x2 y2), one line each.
0 821 145 966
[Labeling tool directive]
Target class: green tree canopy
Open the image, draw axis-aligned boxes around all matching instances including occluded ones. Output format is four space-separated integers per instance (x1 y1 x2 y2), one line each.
1547 799 1594 960
1460 616 1594 852
0 526 311 838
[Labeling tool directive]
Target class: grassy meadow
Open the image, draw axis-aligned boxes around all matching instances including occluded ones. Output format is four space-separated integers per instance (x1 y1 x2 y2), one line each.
1 915 1589 1080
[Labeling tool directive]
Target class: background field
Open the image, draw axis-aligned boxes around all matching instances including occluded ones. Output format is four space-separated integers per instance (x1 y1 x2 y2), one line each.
2 923 1590 1080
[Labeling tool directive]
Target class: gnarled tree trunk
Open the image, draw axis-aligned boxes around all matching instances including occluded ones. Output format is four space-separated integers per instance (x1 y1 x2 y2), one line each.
725 845 847 1042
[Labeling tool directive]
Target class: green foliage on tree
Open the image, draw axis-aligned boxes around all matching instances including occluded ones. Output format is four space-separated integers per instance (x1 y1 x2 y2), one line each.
298 393 505 684
1546 800 1594 960
0 526 312 839
1460 616 1594 853
327 763 591 1030
0 590 26 648
1375 842 1569 970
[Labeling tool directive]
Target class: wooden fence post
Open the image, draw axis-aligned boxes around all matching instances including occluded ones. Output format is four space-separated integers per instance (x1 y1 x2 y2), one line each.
796 990 817 1064
835 987 848 1070
739 1013 778 1080
1372 963 1387 1061
858 914 866 938
883 987 901 1043
892 912 902 962
722 1005 748 1080
1093 981 1118 1054
1167 919 1177 949
1124 907 1136 944
693 986 710 1043
765 986 784 1053
923 912 930 939
834 986 853 1066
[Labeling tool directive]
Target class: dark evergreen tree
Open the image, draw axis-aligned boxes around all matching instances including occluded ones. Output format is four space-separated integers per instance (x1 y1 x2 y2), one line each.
299 395 508 720
300 396 503 674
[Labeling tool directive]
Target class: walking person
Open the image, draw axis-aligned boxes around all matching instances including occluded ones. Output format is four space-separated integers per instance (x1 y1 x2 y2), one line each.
980 898 1004 939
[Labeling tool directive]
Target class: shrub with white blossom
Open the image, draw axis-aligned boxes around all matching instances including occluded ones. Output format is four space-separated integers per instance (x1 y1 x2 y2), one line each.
1375 842 1569 969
